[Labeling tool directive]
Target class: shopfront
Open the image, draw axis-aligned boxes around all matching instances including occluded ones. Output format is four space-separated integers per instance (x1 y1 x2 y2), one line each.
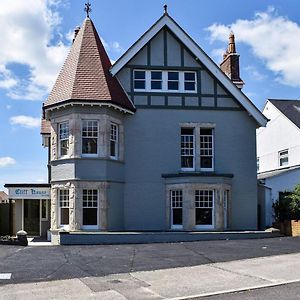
5 184 51 237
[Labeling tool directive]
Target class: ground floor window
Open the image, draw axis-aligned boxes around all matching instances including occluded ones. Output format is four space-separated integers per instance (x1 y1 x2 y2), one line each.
170 190 183 229
82 189 98 228
59 190 69 226
195 190 214 228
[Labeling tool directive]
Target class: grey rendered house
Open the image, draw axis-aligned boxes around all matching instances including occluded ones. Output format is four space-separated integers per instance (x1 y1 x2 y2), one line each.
7 8 268 243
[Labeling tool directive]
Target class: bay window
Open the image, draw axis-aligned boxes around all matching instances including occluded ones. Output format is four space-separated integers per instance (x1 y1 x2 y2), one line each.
59 122 69 157
195 190 214 228
82 120 98 155
170 190 183 229
59 189 69 227
82 189 98 228
110 123 119 159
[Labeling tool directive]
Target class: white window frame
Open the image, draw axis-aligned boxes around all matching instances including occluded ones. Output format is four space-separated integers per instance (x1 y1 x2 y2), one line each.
58 121 69 158
279 149 289 167
40 199 48 221
170 190 183 230
133 70 197 93
110 123 119 159
195 189 214 230
200 128 214 171
133 70 146 91
184 71 197 92
181 127 195 171
82 120 99 157
82 189 99 230
167 71 180 91
58 189 70 230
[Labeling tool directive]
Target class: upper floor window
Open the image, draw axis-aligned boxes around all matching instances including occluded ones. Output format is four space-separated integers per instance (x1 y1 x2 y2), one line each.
134 70 146 90
82 120 98 155
110 123 119 159
151 71 162 90
279 150 288 167
134 70 197 93
184 72 196 91
181 128 194 170
59 122 69 157
200 128 214 171
168 71 179 90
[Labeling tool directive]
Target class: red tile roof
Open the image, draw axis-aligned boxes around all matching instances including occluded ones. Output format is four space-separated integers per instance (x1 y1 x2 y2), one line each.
44 18 134 112
41 118 51 135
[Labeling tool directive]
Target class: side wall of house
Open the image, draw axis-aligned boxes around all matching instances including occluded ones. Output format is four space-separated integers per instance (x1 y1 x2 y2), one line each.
257 101 300 173
117 26 258 230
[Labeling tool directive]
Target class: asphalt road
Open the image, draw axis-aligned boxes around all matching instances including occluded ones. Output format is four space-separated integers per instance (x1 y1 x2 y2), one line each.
201 282 300 300
0 236 299 285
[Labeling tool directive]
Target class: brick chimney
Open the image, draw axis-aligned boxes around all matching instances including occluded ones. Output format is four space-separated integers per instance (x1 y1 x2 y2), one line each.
220 32 244 89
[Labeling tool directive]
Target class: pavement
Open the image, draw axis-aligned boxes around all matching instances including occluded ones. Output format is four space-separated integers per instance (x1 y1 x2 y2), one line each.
0 237 299 299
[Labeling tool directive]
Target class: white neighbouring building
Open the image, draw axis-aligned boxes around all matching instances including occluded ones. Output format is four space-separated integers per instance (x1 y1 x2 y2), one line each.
257 99 300 228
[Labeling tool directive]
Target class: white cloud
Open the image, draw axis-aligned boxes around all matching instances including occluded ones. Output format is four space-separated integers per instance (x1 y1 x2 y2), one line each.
0 0 69 101
0 157 16 168
10 115 40 129
244 66 266 81
207 7 300 87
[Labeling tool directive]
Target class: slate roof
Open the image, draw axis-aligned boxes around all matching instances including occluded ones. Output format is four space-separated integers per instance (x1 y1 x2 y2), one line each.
269 99 300 129
41 118 51 135
44 17 134 112
258 164 300 180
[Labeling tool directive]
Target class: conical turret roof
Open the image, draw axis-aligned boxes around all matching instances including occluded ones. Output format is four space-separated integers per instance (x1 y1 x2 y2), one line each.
44 17 134 112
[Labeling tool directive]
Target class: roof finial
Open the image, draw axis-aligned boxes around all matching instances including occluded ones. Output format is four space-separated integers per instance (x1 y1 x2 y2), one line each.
163 4 168 15
85 1 92 18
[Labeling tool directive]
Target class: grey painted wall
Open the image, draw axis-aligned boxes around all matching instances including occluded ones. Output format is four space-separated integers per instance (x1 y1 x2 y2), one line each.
123 109 258 230
47 25 259 232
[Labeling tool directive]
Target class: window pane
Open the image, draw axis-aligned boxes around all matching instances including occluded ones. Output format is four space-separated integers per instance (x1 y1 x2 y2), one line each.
61 208 69 225
60 140 69 156
168 81 179 90
151 81 162 90
134 80 145 89
184 82 196 91
201 157 212 168
184 72 196 81
110 141 116 157
196 208 212 225
200 128 212 135
168 72 179 80
83 208 97 225
82 138 97 154
134 71 145 79
181 128 193 135
172 209 182 225
151 71 162 80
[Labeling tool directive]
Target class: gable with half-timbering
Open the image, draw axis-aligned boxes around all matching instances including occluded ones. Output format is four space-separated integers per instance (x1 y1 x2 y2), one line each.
116 27 241 111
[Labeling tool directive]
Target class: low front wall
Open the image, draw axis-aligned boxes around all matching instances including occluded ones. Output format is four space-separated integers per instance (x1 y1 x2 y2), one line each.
59 231 282 245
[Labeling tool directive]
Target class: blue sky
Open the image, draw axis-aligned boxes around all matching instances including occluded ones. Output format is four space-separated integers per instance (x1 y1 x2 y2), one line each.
0 0 300 189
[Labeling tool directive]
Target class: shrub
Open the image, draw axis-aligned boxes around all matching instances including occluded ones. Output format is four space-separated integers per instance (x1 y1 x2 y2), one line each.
273 184 300 221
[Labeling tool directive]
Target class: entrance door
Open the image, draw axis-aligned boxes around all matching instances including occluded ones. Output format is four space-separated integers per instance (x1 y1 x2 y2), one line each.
24 200 40 236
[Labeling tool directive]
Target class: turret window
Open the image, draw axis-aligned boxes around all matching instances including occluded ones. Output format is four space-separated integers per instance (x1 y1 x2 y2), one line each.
82 120 98 155
59 122 69 157
110 123 119 159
